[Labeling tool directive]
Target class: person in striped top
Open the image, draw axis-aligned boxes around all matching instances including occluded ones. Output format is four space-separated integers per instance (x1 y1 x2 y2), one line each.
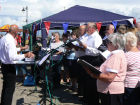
124 32 140 105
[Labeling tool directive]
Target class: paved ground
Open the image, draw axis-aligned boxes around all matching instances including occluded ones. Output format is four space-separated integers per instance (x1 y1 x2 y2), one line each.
0 69 83 105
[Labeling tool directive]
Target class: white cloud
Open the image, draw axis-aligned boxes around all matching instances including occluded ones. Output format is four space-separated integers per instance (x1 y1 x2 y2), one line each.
21 0 39 3
0 17 24 28
0 0 140 28
129 7 140 22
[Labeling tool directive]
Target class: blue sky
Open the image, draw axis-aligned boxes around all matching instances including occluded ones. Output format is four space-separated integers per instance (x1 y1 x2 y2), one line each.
0 0 140 28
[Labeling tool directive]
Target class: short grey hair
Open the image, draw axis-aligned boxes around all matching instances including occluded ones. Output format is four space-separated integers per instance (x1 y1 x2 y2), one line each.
54 32 60 36
87 22 97 29
106 24 114 30
125 32 137 47
108 33 126 50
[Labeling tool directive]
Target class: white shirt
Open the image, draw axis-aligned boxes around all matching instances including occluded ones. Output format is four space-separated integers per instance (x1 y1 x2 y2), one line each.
75 31 103 57
50 41 64 60
0 33 25 64
81 31 102 56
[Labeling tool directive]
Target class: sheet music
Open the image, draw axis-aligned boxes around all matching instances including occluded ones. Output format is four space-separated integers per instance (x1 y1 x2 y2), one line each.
38 54 50 66
71 41 80 46
77 59 101 75
13 61 35 64
101 50 111 59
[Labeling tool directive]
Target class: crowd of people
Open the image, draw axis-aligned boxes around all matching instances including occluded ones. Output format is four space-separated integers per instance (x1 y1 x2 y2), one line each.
47 22 140 105
1 22 140 105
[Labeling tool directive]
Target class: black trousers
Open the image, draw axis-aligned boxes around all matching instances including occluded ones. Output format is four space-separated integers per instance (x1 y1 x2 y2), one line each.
124 87 140 105
84 76 99 105
1 63 16 105
52 61 61 88
99 92 123 105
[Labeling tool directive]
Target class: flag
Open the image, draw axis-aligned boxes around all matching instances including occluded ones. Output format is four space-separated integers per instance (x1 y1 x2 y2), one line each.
32 23 36 36
63 23 69 34
112 21 118 29
127 18 135 27
96 22 102 32
44 21 51 35
36 23 41 30
133 18 136 25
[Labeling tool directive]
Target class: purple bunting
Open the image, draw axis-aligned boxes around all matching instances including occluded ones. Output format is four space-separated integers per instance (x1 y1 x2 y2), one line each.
112 21 118 29
63 23 69 34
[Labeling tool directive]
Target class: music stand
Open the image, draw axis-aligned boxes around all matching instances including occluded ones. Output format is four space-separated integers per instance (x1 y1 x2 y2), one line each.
33 44 65 105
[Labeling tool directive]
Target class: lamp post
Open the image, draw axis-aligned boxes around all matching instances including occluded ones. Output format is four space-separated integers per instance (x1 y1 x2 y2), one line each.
22 6 28 25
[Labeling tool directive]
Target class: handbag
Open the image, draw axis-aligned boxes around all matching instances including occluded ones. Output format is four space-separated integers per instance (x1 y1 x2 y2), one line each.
23 75 35 86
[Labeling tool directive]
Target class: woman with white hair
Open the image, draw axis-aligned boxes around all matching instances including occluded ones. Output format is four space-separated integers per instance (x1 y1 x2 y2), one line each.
84 33 127 105
124 32 140 105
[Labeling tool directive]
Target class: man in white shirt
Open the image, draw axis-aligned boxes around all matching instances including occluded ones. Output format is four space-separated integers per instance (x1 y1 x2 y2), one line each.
103 24 114 40
0 24 34 105
79 22 102 56
76 22 102 105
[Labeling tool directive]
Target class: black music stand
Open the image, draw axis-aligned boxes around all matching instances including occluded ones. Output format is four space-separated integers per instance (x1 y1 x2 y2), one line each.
33 46 64 105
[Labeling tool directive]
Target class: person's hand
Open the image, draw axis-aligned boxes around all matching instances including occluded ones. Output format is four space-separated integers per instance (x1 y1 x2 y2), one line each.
79 42 87 49
21 45 29 50
24 45 29 49
29 52 35 58
83 66 99 79
24 52 35 58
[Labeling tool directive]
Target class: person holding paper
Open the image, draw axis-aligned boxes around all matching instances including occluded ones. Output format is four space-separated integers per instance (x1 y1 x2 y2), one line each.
0 25 34 105
84 34 127 105
78 22 102 56
49 32 64 88
76 22 102 105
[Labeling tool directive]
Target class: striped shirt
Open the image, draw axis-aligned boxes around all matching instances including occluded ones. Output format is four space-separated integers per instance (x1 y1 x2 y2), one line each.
125 51 140 88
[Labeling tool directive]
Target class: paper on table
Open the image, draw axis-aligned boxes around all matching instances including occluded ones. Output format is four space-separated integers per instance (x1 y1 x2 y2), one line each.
38 54 50 66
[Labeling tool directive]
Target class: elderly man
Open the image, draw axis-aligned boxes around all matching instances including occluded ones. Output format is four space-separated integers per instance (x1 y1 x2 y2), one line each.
103 24 115 40
76 22 102 105
0 25 34 105
80 22 102 55
117 25 127 34
79 25 86 37
102 24 115 57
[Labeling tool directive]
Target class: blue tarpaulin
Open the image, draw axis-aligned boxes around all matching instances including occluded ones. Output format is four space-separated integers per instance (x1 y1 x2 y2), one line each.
42 5 133 28
23 5 134 48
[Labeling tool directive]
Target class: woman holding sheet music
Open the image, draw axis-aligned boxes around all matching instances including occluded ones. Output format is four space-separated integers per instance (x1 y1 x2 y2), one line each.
84 34 127 105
